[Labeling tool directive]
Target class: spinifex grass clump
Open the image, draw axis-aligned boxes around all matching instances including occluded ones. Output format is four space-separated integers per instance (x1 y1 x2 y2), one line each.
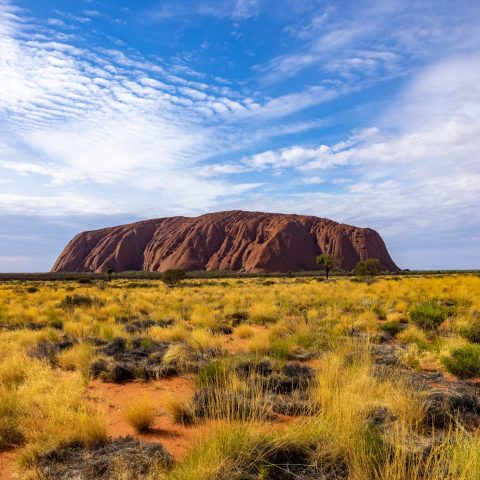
164 421 349 480
442 344 480 378
60 294 104 310
458 320 480 343
167 356 318 425
0 388 24 449
409 301 447 331
122 395 156 432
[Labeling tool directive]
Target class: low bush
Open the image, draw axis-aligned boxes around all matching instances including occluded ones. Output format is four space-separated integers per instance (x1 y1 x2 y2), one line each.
442 344 480 378
399 344 421 370
60 295 104 310
409 301 446 330
162 343 194 374
373 305 387 320
49 318 64 330
380 321 401 336
31 436 172 480
458 321 480 343
248 302 279 324
166 422 338 480
268 337 291 360
187 329 222 354
161 269 186 287
354 259 381 277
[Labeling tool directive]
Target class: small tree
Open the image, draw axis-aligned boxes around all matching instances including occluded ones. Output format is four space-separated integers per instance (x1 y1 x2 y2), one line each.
354 259 381 277
161 269 186 287
316 253 339 279
105 266 114 282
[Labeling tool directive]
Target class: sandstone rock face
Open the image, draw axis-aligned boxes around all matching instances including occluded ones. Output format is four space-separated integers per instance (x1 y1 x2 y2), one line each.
51 210 399 273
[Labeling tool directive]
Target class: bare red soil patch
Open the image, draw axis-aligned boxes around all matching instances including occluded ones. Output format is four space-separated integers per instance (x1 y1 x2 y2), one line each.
222 325 268 354
87 376 208 460
0 450 17 480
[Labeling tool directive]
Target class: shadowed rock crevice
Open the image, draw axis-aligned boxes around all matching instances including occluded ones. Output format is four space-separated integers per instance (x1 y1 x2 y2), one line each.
52 210 398 273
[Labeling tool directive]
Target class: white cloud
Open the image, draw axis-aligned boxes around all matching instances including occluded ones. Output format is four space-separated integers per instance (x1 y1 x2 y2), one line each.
242 143 346 171
257 0 480 84
332 177 352 184
47 18 65 27
232 0 258 19
284 7 334 39
302 176 323 185
147 0 259 22
0 193 122 216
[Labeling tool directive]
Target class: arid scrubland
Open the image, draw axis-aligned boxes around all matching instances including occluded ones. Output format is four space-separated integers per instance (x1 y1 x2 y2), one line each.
0 275 480 479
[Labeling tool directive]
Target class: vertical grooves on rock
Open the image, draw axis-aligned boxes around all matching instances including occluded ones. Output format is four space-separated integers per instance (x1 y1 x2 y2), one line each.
51 210 399 273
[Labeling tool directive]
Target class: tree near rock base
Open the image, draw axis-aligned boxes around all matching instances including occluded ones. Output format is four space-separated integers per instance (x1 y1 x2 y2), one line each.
354 259 381 277
161 269 186 287
316 253 340 279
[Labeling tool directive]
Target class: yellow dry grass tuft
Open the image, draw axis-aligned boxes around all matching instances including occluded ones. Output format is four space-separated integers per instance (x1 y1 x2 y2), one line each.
122 395 156 432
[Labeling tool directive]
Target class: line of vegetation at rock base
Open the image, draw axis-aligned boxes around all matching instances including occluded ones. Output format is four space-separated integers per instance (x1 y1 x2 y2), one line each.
0 269 479 282
1 275 480 479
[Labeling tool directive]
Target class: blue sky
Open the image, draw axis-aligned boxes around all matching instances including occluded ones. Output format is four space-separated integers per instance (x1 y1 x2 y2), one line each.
0 0 479 271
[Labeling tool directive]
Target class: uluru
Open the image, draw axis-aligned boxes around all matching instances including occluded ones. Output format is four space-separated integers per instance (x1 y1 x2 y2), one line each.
51 210 398 273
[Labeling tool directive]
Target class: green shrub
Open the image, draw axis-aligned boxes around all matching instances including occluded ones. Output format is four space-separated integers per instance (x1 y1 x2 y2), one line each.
458 321 480 343
354 259 381 277
442 344 480 378
161 269 186 287
380 321 401 336
409 301 446 330
60 294 103 310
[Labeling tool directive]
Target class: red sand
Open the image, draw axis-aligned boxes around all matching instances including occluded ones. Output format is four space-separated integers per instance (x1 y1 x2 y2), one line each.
0 450 17 480
86 376 207 460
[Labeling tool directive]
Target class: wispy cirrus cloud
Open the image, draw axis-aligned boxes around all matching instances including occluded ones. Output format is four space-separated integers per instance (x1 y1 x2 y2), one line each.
232 0 259 20
147 0 259 21
257 0 480 84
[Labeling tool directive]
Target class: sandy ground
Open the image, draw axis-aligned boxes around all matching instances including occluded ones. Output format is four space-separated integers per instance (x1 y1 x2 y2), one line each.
0 451 17 480
222 325 268 353
86 376 207 460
